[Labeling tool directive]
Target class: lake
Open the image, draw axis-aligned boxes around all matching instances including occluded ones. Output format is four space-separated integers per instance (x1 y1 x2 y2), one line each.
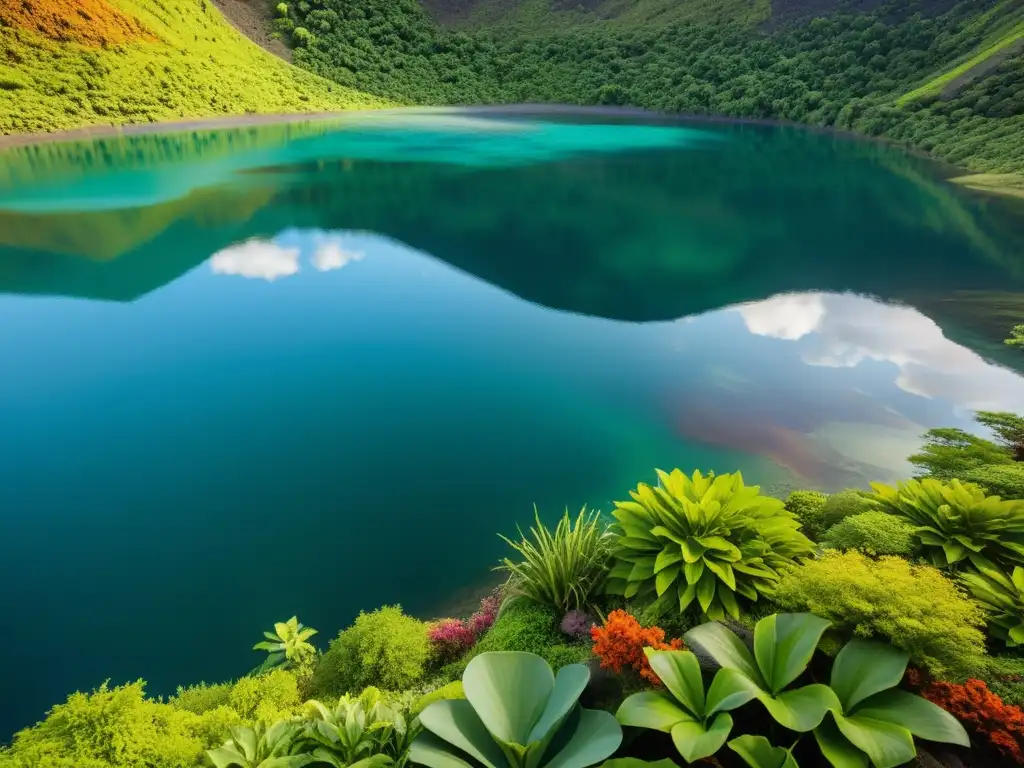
1 107 1023 738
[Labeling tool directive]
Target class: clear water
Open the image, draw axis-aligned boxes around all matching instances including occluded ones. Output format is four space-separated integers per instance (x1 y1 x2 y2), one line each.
1 108 1023 737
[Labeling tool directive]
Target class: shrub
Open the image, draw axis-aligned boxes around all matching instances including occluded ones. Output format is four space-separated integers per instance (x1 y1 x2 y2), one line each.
606 469 813 620
427 618 477 664
464 597 586 673
293 27 312 45
0 681 205 768
785 490 829 540
276 2 289 16
962 565 1024 647
169 681 233 715
963 463 1024 500
821 488 874 527
869 477 1024 572
770 551 986 680
560 609 594 640
914 676 1024 763
910 426 1013 479
312 606 429 697
498 507 612 614
822 510 917 556
227 669 301 723
591 609 683 685
252 616 317 674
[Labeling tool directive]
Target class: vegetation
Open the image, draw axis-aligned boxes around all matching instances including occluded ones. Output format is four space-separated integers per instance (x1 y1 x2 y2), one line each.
784 491 829 541
821 510 918 556
769 551 987 680
498 507 611 614
820 489 874 528
605 469 812 621
590 610 683 686
252 617 318 674
0 0 385 135
963 566 1024 647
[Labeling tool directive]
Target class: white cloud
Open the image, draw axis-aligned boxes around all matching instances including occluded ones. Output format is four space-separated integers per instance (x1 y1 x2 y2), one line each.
737 291 1024 412
311 239 364 272
210 239 300 281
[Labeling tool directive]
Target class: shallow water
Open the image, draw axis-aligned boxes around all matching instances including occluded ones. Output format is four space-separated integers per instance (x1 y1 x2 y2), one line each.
1 108 1023 736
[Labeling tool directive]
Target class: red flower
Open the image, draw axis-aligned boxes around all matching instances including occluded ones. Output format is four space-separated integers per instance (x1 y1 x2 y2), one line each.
591 610 684 685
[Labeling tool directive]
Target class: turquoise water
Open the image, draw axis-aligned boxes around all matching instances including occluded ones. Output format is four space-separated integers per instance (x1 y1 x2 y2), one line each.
1 108 1023 737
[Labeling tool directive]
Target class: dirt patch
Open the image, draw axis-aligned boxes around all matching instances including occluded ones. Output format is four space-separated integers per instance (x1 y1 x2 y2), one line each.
941 38 1024 98
210 0 292 62
0 0 156 45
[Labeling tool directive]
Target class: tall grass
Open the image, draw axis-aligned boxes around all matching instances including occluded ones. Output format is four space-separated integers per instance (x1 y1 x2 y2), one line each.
498 507 612 615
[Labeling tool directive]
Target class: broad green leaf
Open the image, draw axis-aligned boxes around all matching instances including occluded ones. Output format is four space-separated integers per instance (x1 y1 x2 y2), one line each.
684 622 765 688
728 735 796 768
654 550 683 573
542 708 622 768
417 700 507 768
705 559 737 590
616 691 691 732
234 726 258 760
598 760 677 768
705 668 760 716
719 585 741 619
683 560 705 584
262 758 316 768
348 756 394 768
655 565 680 597
671 713 733 763
527 664 590 744
682 538 707 563
757 684 838 732
830 640 908 713
853 690 969 746
833 712 916 768
206 746 244 768
464 652 554 745
696 570 717 612
409 729 483 768
645 649 704 716
678 582 697 612
753 613 831 694
813 716 868 768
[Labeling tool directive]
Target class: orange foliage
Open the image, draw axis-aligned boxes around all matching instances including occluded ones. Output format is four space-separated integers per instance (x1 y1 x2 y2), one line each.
908 669 1024 764
0 0 156 46
591 609 684 685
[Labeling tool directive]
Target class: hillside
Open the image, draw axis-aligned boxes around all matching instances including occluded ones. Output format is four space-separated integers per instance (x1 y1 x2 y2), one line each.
271 0 1022 181
0 0 388 135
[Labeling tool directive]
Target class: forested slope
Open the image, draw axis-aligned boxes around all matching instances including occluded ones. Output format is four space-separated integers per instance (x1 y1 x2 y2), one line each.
274 0 1023 178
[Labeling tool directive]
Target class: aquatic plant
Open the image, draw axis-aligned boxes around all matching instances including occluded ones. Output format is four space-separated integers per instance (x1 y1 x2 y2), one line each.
869 477 1024 572
253 616 318 673
821 510 917 556
207 721 310 768
591 610 683 686
606 469 812 620
410 652 621 768
498 506 612 614
962 565 1024 647
769 551 986 680
301 687 419 768
560 609 594 640
428 619 478 663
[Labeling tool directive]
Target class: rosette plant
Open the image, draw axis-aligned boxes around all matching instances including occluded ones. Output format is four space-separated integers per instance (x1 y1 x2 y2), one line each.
253 616 318 672
606 469 813 620
409 651 622 768
208 721 313 768
961 565 1024 646
869 477 1024 572
302 687 418 768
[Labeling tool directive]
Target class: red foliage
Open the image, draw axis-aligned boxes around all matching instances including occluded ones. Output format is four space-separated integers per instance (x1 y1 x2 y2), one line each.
0 0 156 46
591 609 684 685
910 670 1024 764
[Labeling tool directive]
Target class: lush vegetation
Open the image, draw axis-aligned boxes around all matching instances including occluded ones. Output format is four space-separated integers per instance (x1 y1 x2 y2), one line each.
274 0 1024 179
0 0 385 135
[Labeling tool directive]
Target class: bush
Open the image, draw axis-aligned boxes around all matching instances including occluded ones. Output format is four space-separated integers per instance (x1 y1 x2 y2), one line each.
914 676 1024 763
169 681 233 715
227 669 301 723
312 606 429 697
591 609 683 685
785 490 829 540
983 655 1024 708
963 463 1024 500
769 551 986 680
822 510 918 556
0 681 205 768
822 488 874 527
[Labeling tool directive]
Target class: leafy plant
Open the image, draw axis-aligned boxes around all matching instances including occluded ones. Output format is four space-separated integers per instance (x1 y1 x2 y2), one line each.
962 565 1024 646
976 412 1024 462
785 491 829 541
560 610 594 640
684 613 837 732
615 648 757 762
869 477 1024 572
909 426 1013 480
301 688 418 768
409 652 622 768
821 511 917 556
964 463 1024 501
591 609 683 686
821 489 874 528
498 506 612 614
207 721 312 768
253 617 318 673
312 606 429 697
606 469 812 621
728 735 799 768
769 551 986 680
814 640 969 768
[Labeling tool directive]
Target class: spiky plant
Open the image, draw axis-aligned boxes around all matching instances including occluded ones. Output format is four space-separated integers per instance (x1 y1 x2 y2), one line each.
497 506 612 614
254 617 318 672
869 477 1024 572
605 469 813 620
961 566 1024 647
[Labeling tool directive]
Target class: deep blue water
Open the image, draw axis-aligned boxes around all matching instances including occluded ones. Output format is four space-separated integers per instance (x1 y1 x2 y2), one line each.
1 108 1023 737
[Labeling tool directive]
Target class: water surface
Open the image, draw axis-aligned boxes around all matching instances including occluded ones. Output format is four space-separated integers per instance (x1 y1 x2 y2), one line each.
1 108 1023 737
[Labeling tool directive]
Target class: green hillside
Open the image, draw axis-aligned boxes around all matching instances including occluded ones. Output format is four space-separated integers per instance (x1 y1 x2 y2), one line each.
0 0 388 136
273 0 1023 183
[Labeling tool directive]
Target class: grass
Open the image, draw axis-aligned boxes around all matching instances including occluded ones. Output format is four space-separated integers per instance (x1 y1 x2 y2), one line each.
454 0 768 29
0 0 389 135
949 172 1024 199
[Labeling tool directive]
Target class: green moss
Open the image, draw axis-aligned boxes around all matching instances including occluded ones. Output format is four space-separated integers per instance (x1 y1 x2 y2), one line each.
785 490 830 541
227 670 301 724
168 681 234 715
822 489 875 527
822 511 918 556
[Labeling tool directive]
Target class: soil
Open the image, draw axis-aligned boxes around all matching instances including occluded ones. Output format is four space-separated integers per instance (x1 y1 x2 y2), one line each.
209 0 292 62
941 39 1024 99
0 0 156 45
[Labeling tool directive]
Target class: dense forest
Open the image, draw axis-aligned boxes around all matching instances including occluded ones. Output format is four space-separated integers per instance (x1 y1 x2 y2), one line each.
272 0 1024 176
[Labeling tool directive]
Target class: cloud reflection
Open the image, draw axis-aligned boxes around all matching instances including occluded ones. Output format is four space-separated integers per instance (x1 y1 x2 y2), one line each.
209 230 366 281
736 292 1024 413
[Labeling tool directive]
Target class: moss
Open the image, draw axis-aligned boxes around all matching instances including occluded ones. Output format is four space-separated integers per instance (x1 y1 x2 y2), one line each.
785 490 830 541
227 670 301 724
168 681 233 715
822 489 875 527
822 511 918 556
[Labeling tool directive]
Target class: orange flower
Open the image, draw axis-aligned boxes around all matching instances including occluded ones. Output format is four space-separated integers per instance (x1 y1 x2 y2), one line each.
591 609 684 685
